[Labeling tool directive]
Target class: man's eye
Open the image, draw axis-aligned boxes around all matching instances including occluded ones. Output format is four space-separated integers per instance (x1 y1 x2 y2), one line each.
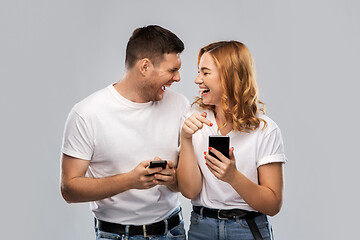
203 72 209 76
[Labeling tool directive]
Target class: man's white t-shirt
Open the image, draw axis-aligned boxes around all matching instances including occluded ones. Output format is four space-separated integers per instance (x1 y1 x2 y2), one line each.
62 84 189 225
187 109 287 211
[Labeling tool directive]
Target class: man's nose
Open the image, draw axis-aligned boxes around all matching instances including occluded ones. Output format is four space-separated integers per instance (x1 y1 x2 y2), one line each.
173 71 180 82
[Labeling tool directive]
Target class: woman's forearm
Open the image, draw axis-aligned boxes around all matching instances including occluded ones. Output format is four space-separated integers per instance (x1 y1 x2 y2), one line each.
177 136 203 199
229 164 283 216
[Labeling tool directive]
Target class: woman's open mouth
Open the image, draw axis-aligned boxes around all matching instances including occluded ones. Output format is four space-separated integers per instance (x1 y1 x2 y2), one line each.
200 88 210 96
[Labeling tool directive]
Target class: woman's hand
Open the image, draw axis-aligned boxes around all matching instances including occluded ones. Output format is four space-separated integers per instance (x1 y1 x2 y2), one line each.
181 112 213 139
205 147 237 184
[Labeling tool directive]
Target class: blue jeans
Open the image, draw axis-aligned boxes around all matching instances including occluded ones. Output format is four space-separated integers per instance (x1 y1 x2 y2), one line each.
188 210 273 240
95 208 186 240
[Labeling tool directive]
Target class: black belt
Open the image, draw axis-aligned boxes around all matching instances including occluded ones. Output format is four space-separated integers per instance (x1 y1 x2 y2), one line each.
193 206 264 240
193 205 261 219
96 212 181 237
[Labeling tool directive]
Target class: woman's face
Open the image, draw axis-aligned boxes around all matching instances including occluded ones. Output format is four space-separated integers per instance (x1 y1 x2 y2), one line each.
195 52 222 107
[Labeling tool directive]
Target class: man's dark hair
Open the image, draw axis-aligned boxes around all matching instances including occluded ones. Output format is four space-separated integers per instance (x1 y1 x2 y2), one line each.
125 25 184 69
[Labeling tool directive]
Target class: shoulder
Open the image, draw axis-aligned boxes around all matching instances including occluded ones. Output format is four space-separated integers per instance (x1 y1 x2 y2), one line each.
257 113 282 136
71 85 112 118
163 88 189 104
162 88 190 111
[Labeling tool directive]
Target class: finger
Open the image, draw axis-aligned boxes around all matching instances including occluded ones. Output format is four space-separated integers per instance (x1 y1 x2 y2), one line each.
146 167 164 175
146 182 157 188
189 116 205 129
229 147 235 161
154 173 173 182
205 153 223 170
195 114 213 127
205 158 222 176
142 174 156 181
182 124 196 135
153 179 167 185
158 164 176 176
166 160 176 168
200 112 207 118
184 119 201 132
156 169 172 176
208 147 227 162
141 160 152 167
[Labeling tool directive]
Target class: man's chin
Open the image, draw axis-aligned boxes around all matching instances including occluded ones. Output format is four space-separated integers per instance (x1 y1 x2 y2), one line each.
154 94 164 102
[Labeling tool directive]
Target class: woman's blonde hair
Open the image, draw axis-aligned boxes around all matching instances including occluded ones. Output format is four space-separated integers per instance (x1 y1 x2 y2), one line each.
193 41 267 132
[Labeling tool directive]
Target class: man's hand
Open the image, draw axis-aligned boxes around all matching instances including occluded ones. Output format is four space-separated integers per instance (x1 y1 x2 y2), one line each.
151 158 179 191
128 160 165 189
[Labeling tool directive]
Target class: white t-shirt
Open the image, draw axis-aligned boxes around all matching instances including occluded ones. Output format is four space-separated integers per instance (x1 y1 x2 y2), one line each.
62 84 189 225
186 108 287 211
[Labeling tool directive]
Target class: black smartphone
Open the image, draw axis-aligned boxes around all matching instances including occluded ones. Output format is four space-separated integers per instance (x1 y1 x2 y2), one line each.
148 160 167 169
208 135 230 160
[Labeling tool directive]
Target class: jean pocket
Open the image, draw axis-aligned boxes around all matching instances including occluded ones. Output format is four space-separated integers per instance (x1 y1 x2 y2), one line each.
97 230 122 240
190 211 201 225
167 221 186 239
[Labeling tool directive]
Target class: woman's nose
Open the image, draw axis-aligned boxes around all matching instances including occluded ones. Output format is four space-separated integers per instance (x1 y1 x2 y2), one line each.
194 74 202 84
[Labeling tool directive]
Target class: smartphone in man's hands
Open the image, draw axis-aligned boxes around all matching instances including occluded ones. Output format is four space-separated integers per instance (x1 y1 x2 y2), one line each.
148 160 167 169
209 135 230 160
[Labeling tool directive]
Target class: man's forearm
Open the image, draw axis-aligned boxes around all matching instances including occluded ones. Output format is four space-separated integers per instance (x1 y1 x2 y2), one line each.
61 173 133 203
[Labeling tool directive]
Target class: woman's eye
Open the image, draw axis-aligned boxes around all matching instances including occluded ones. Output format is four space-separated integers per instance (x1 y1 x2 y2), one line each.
203 72 209 76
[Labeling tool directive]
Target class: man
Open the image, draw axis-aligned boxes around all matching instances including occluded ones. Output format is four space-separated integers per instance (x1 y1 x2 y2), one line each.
60 25 189 240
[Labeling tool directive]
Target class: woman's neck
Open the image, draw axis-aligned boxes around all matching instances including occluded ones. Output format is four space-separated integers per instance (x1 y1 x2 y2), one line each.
214 106 233 136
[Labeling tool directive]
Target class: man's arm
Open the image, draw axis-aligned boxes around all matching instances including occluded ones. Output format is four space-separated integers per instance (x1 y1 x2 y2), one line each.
60 154 163 203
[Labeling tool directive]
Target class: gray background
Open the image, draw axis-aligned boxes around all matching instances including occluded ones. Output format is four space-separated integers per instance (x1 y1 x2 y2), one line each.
1 0 359 239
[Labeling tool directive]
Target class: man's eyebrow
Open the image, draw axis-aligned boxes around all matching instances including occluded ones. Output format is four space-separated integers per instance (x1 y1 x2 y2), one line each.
170 67 179 71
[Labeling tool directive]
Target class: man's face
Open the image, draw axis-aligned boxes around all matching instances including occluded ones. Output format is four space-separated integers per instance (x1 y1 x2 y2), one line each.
141 53 181 102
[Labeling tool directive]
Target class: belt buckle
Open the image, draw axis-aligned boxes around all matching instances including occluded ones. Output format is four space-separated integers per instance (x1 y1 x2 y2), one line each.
143 224 154 238
217 209 229 220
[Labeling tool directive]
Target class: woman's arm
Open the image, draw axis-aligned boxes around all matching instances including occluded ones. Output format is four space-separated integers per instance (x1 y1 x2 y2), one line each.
230 162 283 216
177 112 212 199
206 148 284 216
177 136 203 199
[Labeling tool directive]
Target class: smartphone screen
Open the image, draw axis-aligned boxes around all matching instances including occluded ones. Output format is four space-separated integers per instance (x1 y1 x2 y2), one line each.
208 135 230 160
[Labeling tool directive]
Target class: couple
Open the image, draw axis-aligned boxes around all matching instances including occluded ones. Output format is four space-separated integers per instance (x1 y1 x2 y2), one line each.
60 25 287 240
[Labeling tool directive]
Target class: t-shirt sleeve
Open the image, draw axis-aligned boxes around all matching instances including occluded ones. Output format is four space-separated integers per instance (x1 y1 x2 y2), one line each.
61 108 94 160
256 127 287 168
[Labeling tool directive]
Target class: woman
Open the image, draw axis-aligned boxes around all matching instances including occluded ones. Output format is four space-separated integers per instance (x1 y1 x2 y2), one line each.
177 41 287 240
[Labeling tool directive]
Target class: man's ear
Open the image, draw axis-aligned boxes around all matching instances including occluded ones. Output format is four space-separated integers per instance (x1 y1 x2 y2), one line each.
139 58 152 76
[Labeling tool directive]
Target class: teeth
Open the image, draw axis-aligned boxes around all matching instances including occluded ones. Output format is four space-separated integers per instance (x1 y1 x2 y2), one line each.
200 89 210 93
162 85 166 90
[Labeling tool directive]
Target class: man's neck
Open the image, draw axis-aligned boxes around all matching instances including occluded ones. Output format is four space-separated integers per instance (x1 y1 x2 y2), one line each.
113 75 148 103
